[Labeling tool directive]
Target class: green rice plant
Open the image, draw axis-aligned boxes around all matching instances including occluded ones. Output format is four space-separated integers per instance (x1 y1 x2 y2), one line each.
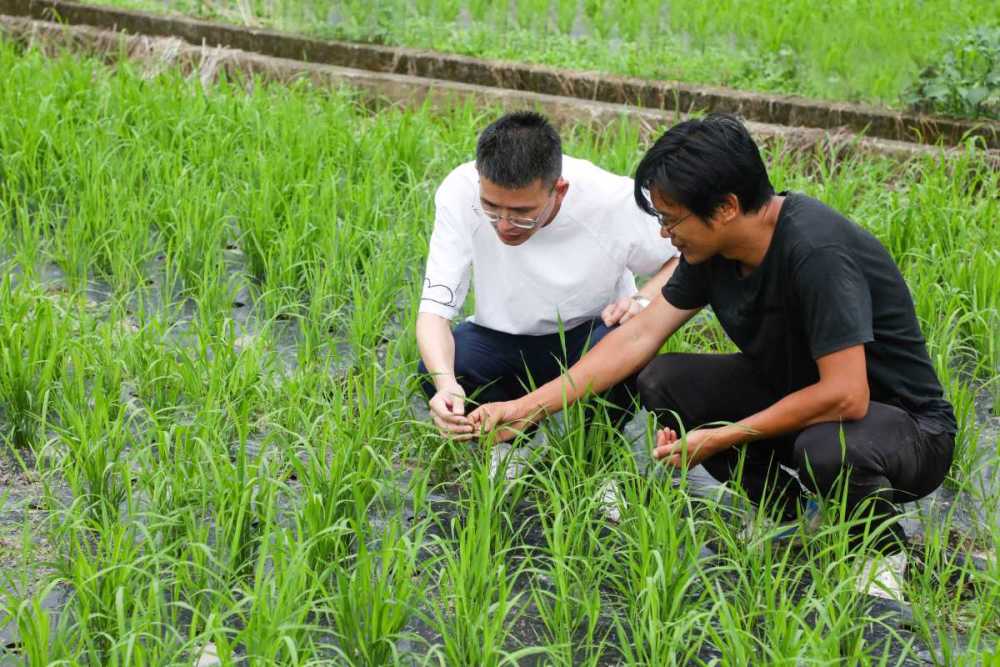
907 512 995 658
515 0 551 32
422 463 538 666
323 517 428 665
230 522 324 664
0 280 66 450
51 514 167 664
289 418 382 574
345 234 406 351
554 0 577 34
0 579 75 665
49 336 137 525
603 475 710 664
527 456 613 664
613 0 659 43
200 423 276 583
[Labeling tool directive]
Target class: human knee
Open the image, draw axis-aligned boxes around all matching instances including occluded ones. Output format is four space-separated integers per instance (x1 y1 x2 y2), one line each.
794 426 849 494
636 354 687 410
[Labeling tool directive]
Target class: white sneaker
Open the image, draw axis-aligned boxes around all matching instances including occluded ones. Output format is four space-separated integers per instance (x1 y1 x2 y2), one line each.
597 479 624 524
857 551 907 602
194 643 221 667
488 442 530 481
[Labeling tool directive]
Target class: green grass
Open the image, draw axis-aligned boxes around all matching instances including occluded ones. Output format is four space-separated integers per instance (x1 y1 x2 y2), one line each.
0 40 998 664
83 0 1000 115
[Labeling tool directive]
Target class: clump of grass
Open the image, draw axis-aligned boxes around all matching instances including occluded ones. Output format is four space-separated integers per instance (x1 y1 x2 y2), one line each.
423 464 536 665
0 278 67 450
325 517 428 665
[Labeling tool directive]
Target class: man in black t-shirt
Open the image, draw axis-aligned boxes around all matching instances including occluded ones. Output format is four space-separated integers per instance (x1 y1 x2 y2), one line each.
469 114 956 600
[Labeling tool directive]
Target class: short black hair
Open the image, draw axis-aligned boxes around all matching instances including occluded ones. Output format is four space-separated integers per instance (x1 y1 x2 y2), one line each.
476 111 562 188
634 113 774 221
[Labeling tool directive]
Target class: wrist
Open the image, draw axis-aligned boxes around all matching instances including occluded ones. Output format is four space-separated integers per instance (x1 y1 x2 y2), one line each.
718 424 754 448
434 374 461 392
511 396 543 423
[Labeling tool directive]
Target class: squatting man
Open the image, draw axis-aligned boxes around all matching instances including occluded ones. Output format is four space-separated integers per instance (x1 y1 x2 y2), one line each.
468 113 956 601
416 111 678 476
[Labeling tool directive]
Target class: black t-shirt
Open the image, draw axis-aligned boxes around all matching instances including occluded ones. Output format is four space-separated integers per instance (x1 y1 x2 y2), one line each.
663 193 956 435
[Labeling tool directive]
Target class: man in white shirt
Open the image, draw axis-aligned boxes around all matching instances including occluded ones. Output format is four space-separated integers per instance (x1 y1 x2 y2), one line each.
417 111 678 438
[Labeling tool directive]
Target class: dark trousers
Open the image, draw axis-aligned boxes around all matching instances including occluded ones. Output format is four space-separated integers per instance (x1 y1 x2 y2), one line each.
637 353 954 550
418 319 636 429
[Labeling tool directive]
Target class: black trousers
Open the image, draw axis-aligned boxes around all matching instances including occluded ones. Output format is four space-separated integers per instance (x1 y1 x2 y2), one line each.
637 353 954 550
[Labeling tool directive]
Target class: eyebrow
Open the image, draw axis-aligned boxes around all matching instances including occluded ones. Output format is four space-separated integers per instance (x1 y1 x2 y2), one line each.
479 196 535 213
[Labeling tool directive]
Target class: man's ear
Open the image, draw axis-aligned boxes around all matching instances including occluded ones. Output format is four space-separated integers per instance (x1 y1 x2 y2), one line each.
554 176 569 200
719 193 741 225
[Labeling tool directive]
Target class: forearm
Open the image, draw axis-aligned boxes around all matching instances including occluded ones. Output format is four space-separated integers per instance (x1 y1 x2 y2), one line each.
513 299 697 419
514 326 650 418
416 312 458 390
636 257 678 301
713 380 870 449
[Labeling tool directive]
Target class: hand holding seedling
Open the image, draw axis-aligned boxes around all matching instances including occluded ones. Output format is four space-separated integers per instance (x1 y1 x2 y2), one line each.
653 427 723 468
601 296 644 326
469 400 538 442
428 382 475 440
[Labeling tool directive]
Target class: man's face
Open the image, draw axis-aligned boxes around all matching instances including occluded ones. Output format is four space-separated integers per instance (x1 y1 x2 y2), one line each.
650 188 719 264
478 176 566 246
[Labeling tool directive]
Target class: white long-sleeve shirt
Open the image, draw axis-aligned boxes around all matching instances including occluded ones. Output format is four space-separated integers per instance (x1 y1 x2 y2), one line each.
419 156 677 335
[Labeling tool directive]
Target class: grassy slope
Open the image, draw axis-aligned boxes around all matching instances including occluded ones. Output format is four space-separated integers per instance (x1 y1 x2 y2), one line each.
0 42 997 664
85 0 1000 111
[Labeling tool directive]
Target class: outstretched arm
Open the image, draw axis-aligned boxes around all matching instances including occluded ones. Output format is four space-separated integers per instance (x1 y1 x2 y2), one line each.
470 296 701 439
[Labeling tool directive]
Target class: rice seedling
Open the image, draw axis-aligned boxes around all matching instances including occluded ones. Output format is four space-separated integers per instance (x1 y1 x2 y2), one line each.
421 463 538 666
0 37 996 664
0 279 65 450
324 517 428 665
86 0 1000 112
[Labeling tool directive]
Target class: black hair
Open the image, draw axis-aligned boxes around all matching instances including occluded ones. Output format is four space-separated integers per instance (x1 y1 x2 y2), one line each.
476 111 562 188
633 113 774 221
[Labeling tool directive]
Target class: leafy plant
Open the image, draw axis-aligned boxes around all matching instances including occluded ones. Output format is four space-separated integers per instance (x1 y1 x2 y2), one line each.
904 27 1000 119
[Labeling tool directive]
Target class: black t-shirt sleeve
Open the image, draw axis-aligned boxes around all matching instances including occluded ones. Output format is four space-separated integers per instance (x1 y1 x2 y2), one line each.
662 257 710 310
794 246 874 359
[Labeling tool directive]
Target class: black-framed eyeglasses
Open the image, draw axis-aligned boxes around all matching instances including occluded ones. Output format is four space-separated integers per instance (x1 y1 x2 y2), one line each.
473 190 556 230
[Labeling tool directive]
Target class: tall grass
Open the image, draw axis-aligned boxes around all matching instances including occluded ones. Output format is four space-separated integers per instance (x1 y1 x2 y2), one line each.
87 0 1000 112
0 39 997 663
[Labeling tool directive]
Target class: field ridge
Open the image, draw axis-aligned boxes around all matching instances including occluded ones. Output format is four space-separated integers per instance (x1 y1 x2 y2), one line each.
1 0 999 150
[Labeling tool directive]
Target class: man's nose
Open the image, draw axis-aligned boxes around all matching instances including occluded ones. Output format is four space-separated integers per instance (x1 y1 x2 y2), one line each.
496 217 517 233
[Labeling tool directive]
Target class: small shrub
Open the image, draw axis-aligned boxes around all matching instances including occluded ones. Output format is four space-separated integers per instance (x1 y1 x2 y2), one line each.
904 27 1000 120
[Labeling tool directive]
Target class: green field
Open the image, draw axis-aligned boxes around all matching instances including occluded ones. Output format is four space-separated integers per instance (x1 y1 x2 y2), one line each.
84 0 1000 116
0 39 998 664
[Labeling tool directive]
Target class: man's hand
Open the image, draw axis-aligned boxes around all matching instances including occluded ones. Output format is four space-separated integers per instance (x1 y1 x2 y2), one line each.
653 427 726 468
601 296 645 327
428 382 474 439
468 400 538 442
